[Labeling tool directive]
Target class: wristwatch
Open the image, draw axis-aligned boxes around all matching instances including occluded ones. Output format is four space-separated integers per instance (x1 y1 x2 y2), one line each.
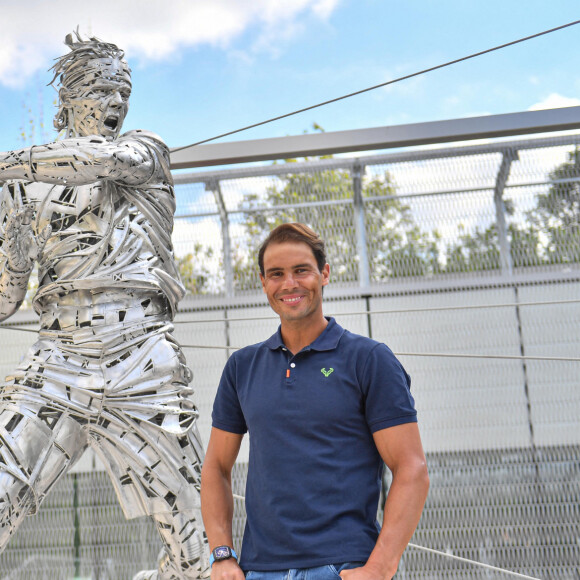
209 545 238 567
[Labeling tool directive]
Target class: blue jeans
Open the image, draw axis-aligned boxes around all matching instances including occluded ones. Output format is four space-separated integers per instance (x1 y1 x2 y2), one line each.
245 563 365 580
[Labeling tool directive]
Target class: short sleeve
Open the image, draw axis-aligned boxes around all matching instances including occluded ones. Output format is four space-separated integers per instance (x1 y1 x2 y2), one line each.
361 343 417 433
211 354 248 435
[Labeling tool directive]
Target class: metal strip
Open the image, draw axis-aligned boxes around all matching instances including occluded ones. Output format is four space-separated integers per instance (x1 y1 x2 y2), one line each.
170 107 580 169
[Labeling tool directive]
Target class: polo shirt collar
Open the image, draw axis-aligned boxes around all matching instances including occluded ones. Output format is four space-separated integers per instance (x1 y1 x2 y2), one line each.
264 317 345 352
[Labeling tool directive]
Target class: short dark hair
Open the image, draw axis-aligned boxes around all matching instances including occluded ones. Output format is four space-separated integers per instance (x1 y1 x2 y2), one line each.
258 223 326 276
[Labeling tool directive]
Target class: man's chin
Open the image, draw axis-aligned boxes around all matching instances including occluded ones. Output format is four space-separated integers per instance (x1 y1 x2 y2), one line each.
279 308 310 322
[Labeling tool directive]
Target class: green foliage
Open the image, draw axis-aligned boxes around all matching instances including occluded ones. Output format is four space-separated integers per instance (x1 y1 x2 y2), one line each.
233 164 446 290
19 83 55 146
176 141 580 295
445 224 501 273
447 147 580 273
528 148 580 265
176 243 215 295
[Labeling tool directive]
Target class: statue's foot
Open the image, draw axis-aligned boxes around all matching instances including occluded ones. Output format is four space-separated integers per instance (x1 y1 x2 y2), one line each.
131 570 158 580
132 546 210 580
133 568 211 580
131 566 210 580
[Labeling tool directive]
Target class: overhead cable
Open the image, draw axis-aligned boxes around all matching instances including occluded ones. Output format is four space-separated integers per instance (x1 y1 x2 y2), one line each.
171 19 580 152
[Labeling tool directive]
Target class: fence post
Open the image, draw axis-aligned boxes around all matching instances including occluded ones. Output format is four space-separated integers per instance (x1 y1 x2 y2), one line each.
352 161 370 287
208 179 234 296
494 148 518 275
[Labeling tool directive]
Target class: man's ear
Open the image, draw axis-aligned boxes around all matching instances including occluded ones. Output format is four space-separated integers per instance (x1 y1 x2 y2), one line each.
260 273 266 293
321 263 330 286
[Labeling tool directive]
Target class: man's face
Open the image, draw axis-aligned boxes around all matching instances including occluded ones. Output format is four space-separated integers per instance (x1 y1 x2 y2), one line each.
64 58 131 139
260 241 329 324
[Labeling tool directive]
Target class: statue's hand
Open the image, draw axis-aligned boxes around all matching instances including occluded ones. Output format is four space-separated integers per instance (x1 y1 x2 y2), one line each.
5 205 52 272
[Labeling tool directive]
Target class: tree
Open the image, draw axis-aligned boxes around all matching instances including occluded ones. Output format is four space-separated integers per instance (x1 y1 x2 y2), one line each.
176 243 216 295
444 218 542 273
234 162 442 291
175 136 580 295
528 147 580 265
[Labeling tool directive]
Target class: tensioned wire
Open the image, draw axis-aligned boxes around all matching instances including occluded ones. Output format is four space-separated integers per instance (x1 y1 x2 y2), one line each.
179 347 580 362
1 297 579 361
172 297 580 360
171 19 580 152
228 493 541 580
173 298 580 322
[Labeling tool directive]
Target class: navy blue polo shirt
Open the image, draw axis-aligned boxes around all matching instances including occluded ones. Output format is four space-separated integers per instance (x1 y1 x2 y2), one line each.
211 317 417 570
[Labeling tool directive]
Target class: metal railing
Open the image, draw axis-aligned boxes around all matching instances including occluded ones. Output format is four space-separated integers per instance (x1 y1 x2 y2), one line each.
171 133 580 296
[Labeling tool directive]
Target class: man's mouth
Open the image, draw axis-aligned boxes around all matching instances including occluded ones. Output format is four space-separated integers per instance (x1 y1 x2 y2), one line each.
104 116 119 130
280 295 304 304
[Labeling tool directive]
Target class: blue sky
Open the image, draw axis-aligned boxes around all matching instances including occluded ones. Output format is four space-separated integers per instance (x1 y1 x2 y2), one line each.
1 0 580 157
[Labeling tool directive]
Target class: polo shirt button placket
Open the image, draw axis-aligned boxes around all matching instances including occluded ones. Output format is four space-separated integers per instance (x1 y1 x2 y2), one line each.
286 361 296 379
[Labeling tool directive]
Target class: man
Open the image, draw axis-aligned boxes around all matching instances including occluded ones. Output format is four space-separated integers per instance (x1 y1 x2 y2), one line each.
201 223 429 580
0 32 208 579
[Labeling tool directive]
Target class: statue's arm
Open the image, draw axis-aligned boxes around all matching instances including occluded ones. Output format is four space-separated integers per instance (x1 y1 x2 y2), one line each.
0 135 155 186
0 205 51 322
0 260 32 322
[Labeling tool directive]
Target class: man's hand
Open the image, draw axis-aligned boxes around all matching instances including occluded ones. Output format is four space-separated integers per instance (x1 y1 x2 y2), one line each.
5 205 51 272
210 558 245 580
340 563 395 580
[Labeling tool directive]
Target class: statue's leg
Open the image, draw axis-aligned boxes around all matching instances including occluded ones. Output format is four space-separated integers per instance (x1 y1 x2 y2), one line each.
147 424 209 579
150 505 208 580
0 471 37 550
0 403 87 552
94 329 209 579
94 417 209 580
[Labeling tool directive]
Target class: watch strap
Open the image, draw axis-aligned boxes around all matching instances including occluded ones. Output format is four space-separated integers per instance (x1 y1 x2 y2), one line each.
209 546 238 567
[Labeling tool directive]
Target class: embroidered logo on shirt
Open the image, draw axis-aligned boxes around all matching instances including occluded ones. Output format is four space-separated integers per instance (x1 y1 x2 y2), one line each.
321 367 334 377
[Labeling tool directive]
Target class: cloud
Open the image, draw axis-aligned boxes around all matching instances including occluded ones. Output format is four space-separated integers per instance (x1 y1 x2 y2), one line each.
528 93 580 111
0 0 340 87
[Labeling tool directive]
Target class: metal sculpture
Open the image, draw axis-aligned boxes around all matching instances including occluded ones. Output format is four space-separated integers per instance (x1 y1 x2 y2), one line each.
0 31 209 579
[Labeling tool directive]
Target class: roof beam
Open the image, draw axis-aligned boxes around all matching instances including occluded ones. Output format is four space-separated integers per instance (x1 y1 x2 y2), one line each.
170 106 580 169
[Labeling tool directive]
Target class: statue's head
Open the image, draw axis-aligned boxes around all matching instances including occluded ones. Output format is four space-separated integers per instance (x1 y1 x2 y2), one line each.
51 30 132 140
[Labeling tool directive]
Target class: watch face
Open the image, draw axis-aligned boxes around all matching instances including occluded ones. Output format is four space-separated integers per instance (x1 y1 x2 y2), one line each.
215 547 231 559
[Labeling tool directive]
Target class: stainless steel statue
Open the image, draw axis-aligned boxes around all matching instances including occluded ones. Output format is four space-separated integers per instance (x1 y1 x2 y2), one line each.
0 31 209 579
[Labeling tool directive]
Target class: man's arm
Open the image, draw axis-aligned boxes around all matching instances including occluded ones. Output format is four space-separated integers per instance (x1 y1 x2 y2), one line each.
341 422 430 580
201 427 245 580
0 136 155 186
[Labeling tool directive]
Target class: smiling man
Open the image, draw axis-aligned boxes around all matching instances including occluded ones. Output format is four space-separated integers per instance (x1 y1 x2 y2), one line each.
0 32 208 579
201 223 429 580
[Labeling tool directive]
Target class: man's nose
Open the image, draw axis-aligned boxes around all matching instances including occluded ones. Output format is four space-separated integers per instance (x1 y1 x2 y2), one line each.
281 272 298 287
109 91 124 106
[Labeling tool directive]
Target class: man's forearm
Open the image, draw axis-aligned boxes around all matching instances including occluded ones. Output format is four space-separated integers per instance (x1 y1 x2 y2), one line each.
366 462 430 579
200 465 237 549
